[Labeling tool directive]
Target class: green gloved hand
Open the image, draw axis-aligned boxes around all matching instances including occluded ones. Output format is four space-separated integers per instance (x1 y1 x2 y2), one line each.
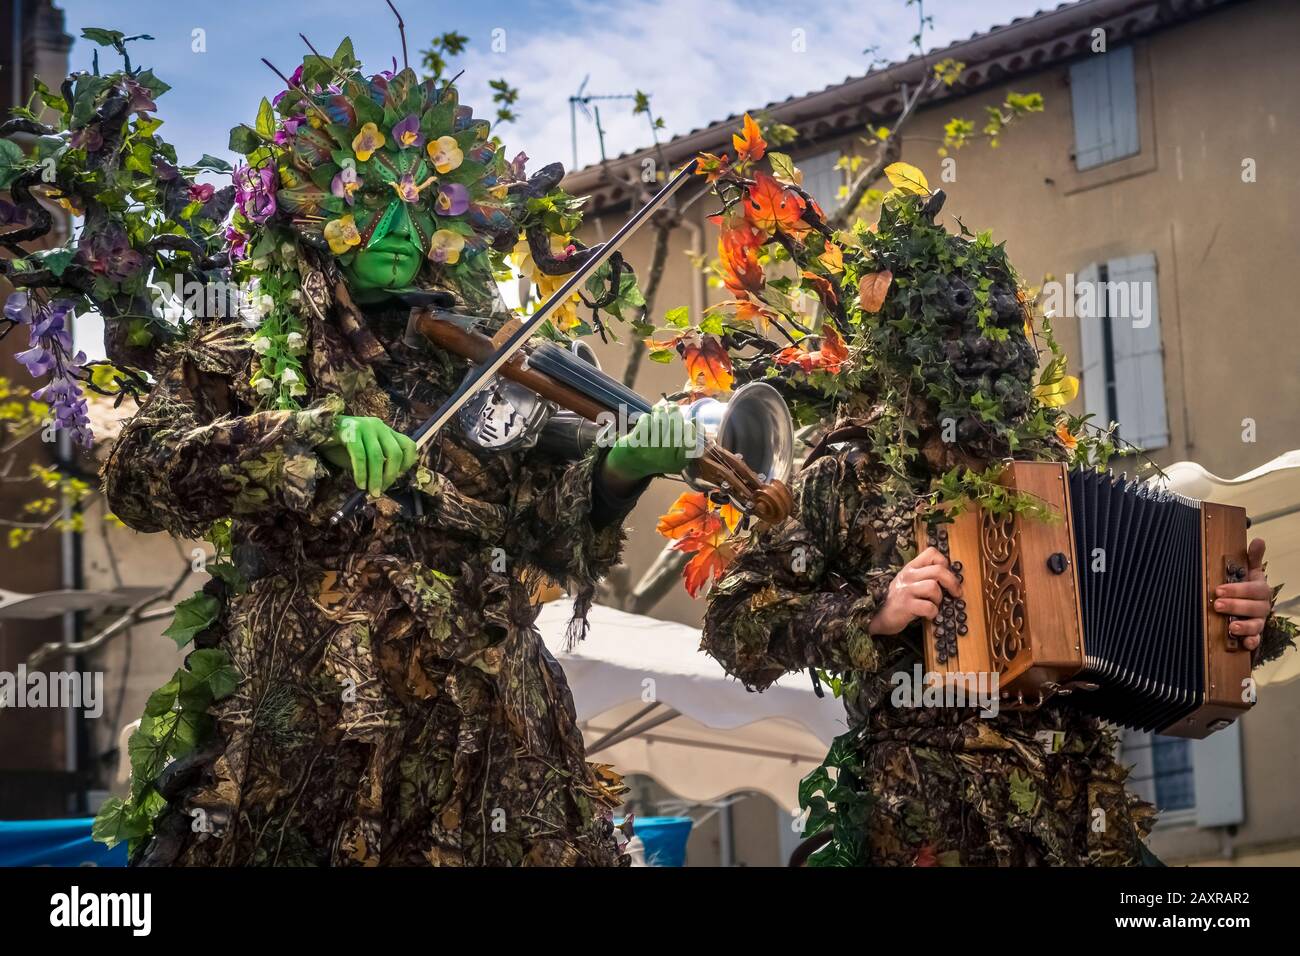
319 415 418 497
602 404 699 486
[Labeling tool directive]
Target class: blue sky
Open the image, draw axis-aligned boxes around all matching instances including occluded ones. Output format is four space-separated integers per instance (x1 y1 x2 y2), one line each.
60 0 1052 175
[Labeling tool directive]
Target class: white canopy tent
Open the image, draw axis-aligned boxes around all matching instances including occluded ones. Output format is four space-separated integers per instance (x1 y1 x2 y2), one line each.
1160 450 1300 686
537 599 843 811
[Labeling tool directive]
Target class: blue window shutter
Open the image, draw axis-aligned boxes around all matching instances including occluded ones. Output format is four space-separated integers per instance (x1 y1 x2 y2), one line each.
1070 46 1139 170
1192 720 1245 828
1106 252 1169 449
1075 263 1109 423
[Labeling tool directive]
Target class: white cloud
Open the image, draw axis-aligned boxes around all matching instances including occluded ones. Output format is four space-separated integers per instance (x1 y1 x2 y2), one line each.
451 0 1040 173
453 0 883 171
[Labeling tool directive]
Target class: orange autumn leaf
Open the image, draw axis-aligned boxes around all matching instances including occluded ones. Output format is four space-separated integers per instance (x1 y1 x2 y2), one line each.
819 242 844 274
674 528 736 598
732 112 767 164
1055 418 1078 451
858 269 893 313
696 151 732 183
800 270 839 311
682 335 734 393
744 171 807 236
774 322 849 374
656 491 740 542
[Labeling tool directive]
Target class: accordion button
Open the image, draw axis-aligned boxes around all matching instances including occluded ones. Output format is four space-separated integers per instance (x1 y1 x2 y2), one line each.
958 625 968 636
1047 552 1069 575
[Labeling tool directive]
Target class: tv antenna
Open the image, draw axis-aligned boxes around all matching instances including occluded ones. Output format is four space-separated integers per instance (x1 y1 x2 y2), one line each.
568 75 639 170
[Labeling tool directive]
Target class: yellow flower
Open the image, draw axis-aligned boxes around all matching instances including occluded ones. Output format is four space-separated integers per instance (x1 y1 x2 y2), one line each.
323 214 361 254
352 122 385 162
428 229 466 265
427 135 464 174
510 234 581 330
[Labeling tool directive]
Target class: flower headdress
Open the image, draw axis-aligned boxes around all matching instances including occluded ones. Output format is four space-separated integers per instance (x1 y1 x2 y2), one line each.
228 40 522 308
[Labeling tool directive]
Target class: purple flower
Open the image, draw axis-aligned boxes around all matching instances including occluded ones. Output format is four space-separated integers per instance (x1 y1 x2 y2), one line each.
331 166 359 205
189 183 215 203
3 293 92 446
234 163 277 224
225 225 249 261
272 65 305 107
4 290 37 324
273 115 304 146
392 114 424 149
16 343 57 377
509 151 528 180
70 126 104 152
33 376 92 447
76 224 145 282
153 158 180 182
435 182 470 217
123 77 157 115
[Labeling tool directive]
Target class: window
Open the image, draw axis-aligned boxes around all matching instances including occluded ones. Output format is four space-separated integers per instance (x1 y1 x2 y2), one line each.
1121 729 1195 815
1069 45 1140 170
1118 722 1244 828
1076 252 1169 450
797 149 843 211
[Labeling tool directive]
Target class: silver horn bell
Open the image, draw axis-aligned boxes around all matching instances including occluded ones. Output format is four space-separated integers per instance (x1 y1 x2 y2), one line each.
682 381 794 490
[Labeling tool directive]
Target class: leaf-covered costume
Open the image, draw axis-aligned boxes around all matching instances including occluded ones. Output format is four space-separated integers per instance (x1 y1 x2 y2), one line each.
104 305 632 866
703 424 1158 866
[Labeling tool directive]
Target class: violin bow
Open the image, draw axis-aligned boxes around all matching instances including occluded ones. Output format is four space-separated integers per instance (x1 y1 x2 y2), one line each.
329 158 699 526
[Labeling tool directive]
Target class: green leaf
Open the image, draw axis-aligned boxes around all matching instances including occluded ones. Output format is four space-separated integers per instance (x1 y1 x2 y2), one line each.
255 98 276 139
193 154 233 173
39 248 75 278
663 306 690 329
228 125 261 154
0 138 27 190
182 648 240 703
91 797 149 849
80 28 126 47
162 591 220 648
768 151 798 185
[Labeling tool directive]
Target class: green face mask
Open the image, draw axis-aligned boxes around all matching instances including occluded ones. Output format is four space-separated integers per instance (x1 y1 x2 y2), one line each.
344 220 424 296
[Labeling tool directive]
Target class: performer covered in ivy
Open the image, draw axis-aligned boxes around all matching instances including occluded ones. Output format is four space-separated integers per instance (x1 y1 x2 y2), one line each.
110 56 703 866
0 32 694 865
682 138 1295 865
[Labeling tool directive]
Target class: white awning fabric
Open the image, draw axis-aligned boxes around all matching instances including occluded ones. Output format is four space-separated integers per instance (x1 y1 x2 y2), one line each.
537 599 843 809
1159 450 1300 686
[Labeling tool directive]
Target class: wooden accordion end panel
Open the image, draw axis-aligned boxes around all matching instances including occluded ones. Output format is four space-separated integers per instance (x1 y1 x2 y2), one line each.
915 461 1253 739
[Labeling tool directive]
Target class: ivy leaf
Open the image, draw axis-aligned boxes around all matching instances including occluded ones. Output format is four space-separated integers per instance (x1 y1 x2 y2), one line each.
1033 374 1079 408
182 648 240 704
162 591 220 648
883 161 931 196
91 797 150 849
0 138 28 190
663 305 691 329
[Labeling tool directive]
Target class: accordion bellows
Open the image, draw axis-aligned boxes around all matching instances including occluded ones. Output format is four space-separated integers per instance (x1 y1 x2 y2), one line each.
916 462 1253 738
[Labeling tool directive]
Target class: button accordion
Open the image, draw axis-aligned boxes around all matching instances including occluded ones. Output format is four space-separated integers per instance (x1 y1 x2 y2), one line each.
914 461 1254 738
